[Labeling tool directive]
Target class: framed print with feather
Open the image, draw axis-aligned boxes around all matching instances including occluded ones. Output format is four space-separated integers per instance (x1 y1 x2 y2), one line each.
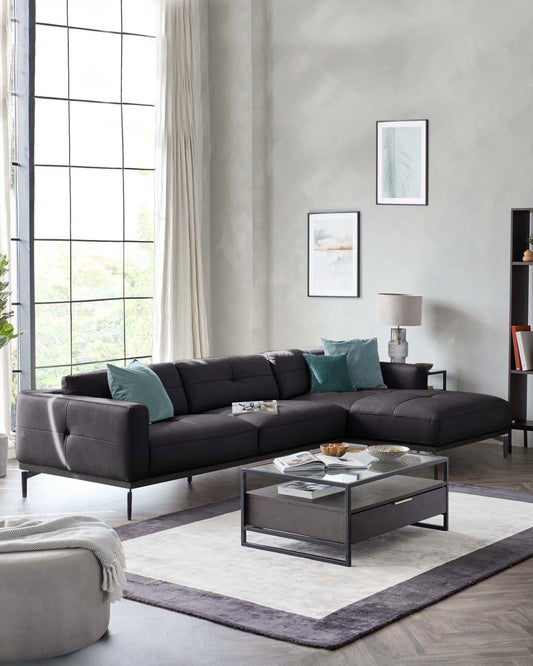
376 119 428 205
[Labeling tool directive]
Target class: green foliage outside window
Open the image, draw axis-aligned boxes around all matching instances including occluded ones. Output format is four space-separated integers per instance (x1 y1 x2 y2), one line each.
0 254 21 350
34 198 154 389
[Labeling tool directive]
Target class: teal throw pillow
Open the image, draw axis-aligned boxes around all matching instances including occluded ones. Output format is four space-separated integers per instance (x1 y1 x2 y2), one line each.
302 353 354 393
322 337 387 390
107 360 174 423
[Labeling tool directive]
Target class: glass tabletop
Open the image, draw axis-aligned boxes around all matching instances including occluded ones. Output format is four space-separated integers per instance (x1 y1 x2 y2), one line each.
244 449 448 488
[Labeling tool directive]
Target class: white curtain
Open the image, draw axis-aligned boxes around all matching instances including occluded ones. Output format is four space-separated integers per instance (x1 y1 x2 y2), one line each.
0 0 12 435
153 0 210 362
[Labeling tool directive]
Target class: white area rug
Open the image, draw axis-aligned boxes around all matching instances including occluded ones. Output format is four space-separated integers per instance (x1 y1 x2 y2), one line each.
117 485 533 648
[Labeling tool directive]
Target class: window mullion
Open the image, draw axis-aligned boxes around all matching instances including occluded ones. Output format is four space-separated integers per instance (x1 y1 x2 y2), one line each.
16 0 36 391
66 1 73 377
120 0 127 364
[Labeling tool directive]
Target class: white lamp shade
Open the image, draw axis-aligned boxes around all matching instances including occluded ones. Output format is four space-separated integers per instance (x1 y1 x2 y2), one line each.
376 293 422 327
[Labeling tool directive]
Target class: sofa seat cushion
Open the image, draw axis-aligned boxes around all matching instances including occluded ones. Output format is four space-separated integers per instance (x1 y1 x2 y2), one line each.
294 390 381 410
346 389 511 446
208 400 346 454
149 415 258 477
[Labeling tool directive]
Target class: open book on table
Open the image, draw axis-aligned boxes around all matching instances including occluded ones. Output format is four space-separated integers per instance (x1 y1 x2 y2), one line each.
273 450 367 473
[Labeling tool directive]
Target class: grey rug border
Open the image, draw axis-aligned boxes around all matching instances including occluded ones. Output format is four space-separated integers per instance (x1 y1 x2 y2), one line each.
118 485 533 650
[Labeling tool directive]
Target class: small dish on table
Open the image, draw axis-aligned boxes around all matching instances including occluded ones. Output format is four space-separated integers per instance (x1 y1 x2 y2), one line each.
320 443 349 457
367 444 410 460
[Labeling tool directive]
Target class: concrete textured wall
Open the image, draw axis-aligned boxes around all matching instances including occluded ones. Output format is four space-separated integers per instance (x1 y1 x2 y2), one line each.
209 0 271 355
209 0 533 397
209 0 254 355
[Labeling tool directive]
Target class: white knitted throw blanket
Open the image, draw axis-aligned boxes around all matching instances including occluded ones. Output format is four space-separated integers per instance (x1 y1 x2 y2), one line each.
0 516 126 602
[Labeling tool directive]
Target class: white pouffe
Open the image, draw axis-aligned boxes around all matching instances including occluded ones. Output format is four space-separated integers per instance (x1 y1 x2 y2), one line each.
0 548 110 662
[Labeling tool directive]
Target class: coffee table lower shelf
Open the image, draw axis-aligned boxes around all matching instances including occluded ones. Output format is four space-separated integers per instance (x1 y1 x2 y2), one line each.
241 473 449 567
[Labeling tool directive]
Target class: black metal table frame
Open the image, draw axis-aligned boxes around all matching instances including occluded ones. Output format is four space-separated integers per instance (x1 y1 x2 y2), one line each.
241 456 449 567
428 369 447 390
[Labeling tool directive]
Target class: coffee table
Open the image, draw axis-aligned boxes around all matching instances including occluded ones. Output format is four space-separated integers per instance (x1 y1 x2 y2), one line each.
240 449 448 566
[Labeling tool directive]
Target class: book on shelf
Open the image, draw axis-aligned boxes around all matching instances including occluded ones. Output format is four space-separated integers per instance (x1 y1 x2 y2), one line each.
273 450 367 473
277 481 344 500
516 331 533 371
512 325 530 370
231 400 278 415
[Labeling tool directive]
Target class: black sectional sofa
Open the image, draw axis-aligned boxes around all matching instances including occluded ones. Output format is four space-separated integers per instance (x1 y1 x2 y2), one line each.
16 348 512 519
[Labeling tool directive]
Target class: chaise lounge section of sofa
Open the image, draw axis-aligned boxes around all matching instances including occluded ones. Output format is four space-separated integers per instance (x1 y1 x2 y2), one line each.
16 348 511 519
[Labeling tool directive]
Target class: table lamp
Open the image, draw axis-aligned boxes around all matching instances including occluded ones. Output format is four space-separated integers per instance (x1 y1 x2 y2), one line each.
376 293 422 363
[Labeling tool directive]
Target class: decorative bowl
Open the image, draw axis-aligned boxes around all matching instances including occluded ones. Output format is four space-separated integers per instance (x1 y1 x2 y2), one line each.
368 459 408 473
367 444 410 460
415 362 434 371
320 443 349 457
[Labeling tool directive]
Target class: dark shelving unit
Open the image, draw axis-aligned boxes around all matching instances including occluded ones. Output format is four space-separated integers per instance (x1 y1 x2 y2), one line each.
509 209 533 447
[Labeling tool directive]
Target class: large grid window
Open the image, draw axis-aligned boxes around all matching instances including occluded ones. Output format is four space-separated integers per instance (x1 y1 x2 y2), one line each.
31 0 157 388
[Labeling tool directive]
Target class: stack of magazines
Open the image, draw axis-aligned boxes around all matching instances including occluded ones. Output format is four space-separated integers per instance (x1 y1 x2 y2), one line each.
278 481 343 499
273 451 367 473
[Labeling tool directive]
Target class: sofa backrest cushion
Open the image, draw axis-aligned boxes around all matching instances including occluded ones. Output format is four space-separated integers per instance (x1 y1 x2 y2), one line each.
62 362 189 415
175 354 279 413
62 369 111 400
263 348 323 399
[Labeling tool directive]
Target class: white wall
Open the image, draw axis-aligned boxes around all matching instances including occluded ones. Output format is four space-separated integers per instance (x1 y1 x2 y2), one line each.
209 0 533 397
209 0 253 355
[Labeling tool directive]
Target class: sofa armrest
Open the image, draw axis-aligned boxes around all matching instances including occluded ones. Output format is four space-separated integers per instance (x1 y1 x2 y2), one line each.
380 362 428 390
16 391 150 483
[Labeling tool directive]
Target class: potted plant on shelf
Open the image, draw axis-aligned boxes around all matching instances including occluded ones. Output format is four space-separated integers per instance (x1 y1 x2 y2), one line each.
0 254 21 477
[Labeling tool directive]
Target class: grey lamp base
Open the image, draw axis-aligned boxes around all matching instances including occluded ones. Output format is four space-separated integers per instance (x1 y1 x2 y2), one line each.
388 327 408 363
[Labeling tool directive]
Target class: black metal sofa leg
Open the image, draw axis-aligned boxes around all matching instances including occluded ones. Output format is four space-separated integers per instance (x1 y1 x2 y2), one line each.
127 490 132 521
187 476 192 484
21 471 28 498
21 470 40 498
502 431 512 459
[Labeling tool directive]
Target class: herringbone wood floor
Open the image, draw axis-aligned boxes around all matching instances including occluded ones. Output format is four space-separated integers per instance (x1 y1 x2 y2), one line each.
338 442 533 666
2 440 532 665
